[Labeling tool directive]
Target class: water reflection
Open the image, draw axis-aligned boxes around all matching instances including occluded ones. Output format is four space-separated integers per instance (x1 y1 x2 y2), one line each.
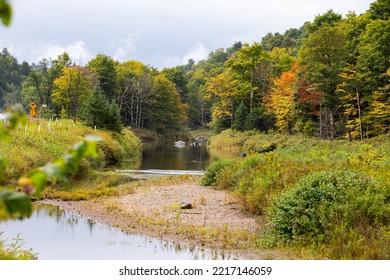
0 204 234 260
120 140 238 171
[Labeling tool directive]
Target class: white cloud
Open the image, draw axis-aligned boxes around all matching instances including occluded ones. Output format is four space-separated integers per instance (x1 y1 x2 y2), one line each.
37 41 93 64
182 42 208 64
3 41 92 64
110 33 141 61
160 42 209 68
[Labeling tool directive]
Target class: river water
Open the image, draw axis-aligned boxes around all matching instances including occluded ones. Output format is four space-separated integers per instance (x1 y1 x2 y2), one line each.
120 139 237 172
1 140 238 260
0 204 233 260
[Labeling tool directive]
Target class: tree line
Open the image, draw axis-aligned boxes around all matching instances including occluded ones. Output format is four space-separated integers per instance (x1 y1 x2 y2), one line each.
1 0 389 139
0 51 186 134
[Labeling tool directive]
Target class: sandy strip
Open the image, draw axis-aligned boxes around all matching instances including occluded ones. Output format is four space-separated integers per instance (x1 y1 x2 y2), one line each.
47 182 292 259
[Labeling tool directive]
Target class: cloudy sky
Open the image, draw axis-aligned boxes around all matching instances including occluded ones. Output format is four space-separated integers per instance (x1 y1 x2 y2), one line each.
1 0 374 69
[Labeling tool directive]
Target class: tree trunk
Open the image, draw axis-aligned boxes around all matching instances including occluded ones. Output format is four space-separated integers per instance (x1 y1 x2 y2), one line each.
347 128 352 142
249 72 254 114
201 102 204 127
356 88 363 140
330 108 335 140
319 103 323 138
231 98 235 128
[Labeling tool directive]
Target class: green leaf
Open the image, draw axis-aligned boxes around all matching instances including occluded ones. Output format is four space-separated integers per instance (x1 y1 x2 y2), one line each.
73 141 87 156
62 153 80 173
7 105 27 128
85 141 99 157
43 163 65 182
0 190 32 219
29 170 48 196
0 0 12 26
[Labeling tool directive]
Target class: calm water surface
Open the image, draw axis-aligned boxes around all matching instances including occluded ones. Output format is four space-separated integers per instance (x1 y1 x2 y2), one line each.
120 140 238 171
0 204 234 260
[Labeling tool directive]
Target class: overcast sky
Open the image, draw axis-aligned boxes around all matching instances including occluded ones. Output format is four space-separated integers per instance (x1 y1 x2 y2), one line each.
1 0 374 69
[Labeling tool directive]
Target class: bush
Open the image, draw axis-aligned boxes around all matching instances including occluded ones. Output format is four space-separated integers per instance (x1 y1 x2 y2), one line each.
266 170 390 258
201 159 234 186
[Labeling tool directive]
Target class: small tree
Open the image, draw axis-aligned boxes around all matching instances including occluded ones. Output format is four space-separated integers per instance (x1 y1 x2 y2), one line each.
79 92 122 133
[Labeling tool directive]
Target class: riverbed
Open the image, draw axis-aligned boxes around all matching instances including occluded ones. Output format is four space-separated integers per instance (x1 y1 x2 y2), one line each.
1 140 245 260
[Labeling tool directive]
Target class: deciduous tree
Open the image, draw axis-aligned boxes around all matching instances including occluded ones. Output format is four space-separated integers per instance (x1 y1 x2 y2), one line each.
52 66 94 121
148 74 187 133
300 23 348 139
267 63 298 132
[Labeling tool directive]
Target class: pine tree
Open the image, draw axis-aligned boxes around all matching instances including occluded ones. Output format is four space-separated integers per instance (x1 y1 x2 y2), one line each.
79 92 122 133
233 101 248 131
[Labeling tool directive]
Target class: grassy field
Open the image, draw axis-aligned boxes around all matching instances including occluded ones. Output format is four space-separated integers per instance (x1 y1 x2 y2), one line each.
0 119 142 185
204 129 390 259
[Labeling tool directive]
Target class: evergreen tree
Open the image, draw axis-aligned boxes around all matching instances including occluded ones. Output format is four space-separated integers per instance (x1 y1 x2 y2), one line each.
233 101 248 131
79 92 122 133
246 106 274 131
87 54 117 99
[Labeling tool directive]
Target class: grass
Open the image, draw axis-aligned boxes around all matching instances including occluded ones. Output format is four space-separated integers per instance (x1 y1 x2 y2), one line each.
0 119 142 185
204 129 390 259
101 198 259 253
0 233 37 260
41 174 200 201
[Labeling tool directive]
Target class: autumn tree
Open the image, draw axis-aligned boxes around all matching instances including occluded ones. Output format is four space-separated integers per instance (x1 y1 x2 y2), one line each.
267 63 298 133
227 42 271 113
52 66 95 121
366 68 390 134
207 70 243 129
337 65 365 140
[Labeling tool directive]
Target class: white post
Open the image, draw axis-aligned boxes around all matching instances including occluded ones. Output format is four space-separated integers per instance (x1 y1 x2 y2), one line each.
38 123 41 134
48 123 51 134
24 123 28 133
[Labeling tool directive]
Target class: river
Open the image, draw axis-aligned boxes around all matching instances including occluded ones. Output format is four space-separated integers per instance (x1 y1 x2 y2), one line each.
1 139 237 260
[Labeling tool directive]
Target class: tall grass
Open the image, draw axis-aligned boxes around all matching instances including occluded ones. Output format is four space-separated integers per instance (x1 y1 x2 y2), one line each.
204 129 390 259
0 119 142 185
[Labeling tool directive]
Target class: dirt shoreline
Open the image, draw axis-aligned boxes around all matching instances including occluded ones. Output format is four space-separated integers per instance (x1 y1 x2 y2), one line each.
45 180 293 259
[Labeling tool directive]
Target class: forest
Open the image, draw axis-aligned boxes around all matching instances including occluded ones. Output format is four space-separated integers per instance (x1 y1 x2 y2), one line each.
0 0 389 261
1 0 389 140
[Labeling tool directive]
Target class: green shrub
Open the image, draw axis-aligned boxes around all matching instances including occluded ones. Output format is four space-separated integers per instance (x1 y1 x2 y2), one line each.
201 159 234 186
266 170 390 258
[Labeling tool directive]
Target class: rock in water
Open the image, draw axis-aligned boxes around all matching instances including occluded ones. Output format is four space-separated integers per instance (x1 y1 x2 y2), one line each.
174 140 185 148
